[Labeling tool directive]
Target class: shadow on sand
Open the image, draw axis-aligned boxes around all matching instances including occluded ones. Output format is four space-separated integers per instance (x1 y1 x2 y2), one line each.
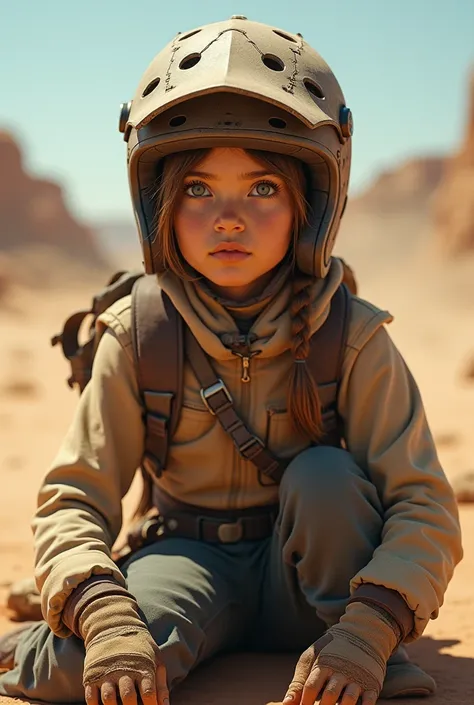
0 636 472 705
172 636 474 705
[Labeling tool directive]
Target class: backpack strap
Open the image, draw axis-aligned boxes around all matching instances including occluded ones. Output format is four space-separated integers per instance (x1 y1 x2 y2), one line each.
131 276 350 484
307 283 351 446
51 310 95 392
51 270 145 394
131 275 184 479
185 329 287 484
92 270 143 315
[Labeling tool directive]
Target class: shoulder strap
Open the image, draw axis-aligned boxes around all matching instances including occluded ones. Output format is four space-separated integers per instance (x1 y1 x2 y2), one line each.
307 283 351 446
185 329 286 484
131 276 349 483
131 275 184 479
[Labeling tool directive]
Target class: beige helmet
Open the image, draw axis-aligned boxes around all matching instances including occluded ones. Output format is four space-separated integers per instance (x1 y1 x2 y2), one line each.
119 16 353 278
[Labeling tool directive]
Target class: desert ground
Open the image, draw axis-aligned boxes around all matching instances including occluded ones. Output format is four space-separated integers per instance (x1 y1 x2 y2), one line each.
0 228 473 704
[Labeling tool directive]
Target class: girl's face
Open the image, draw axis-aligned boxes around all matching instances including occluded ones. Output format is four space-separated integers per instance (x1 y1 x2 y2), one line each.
173 147 294 301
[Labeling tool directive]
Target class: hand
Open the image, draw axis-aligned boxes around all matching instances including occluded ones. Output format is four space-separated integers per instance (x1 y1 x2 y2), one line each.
75 591 170 705
280 601 401 705
281 638 377 705
84 645 169 705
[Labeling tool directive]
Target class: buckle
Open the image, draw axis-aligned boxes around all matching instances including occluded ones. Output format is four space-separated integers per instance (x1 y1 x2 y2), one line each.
239 435 265 460
217 521 243 543
140 516 164 541
200 379 233 415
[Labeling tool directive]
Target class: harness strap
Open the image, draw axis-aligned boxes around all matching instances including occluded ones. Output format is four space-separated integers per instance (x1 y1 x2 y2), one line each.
185 329 287 483
132 277 351 482
131 276 184 478
306 283 351 446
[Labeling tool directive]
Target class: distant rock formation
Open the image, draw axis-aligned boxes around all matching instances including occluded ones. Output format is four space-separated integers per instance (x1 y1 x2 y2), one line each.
0 253 11 299
463 354 474 381
432 68 474 255
452 471 474 503
349 156 446 216
0 131 107 267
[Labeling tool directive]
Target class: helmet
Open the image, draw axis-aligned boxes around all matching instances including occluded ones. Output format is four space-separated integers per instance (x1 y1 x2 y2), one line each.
119 16 353 278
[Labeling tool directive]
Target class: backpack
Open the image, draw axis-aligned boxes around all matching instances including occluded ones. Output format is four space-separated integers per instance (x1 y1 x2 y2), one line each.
51 261 355 507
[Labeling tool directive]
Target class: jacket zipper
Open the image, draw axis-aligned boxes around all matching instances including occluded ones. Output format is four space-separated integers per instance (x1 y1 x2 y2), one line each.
229 349 261 508
241 356 250 383
232 351 255 383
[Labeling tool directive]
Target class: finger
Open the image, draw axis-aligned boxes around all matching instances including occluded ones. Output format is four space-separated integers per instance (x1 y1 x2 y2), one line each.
361 689 378 705
118 675 138 705
283 649 318 704
100 680 118 705
312 671 346 705
84 684 100 705
340 682 362 705
155 663 170 705
300 666 332 705
139 672 158 705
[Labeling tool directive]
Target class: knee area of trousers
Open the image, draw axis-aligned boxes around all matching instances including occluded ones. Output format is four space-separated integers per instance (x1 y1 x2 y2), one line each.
281 446 364 499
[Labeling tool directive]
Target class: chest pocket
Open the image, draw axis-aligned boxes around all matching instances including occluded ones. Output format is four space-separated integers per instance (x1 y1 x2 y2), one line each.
266 407 310 459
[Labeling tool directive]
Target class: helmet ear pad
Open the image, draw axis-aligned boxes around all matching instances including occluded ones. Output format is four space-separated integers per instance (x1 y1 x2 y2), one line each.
296 126 351 278
294 161 329 279
296 153 346 279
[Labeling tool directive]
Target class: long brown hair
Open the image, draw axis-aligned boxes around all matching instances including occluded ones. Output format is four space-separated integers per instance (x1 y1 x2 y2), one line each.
134 147 324 519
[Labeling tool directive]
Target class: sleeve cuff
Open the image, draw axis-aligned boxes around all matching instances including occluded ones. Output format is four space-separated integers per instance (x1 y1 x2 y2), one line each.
348 583 414 641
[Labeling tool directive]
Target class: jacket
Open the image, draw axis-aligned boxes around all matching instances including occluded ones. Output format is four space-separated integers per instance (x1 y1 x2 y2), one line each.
31 258 463 641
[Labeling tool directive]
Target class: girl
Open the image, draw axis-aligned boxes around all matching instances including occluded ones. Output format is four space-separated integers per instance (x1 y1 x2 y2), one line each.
0 16 463 705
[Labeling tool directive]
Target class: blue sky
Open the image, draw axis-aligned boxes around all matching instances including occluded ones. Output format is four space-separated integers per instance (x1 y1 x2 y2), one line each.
1 0 473 225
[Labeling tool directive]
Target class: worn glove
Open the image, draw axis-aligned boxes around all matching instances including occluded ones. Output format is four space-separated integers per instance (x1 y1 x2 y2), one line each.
78 593 169 705
284 601 401 703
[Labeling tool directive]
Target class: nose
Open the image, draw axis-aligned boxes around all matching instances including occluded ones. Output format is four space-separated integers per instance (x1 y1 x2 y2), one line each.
214 210 245 234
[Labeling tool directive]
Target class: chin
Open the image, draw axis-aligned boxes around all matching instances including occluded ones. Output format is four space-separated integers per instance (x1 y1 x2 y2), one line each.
202 268 253 286
207 274 255 288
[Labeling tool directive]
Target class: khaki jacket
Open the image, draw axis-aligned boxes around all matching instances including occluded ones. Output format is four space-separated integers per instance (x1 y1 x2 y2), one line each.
32 259 463 642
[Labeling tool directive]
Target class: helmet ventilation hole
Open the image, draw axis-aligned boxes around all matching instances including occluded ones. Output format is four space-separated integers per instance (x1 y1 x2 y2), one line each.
178 29 202 41
169 115 187 127
304 78 325 100
273 30 297 43
269 117 287 129
142 78 160 97
179 53 201 69
262 54 285 71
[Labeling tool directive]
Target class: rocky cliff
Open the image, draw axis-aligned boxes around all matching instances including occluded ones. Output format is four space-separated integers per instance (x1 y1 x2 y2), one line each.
349 156 446 216
432 69 474 256
0 131 107 269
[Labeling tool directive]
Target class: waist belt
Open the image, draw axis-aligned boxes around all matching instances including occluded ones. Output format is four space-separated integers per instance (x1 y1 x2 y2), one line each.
136 505 279 545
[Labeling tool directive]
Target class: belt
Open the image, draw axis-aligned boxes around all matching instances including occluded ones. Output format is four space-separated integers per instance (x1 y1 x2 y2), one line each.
137 506 278 545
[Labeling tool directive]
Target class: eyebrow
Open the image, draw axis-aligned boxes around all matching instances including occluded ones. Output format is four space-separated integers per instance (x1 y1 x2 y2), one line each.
184 169 279 180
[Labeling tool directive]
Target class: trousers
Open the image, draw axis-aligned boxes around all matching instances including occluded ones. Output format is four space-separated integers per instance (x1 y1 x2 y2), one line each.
0 447 384 702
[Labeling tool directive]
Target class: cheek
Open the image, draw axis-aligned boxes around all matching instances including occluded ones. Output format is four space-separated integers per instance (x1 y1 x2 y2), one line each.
251 203 293 248
174 206 209 256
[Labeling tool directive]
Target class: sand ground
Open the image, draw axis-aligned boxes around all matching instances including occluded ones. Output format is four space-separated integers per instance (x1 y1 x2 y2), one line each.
0 270 473 704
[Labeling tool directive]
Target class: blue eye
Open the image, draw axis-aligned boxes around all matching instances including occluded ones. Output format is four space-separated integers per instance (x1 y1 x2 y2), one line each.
252 182 275 197
183 179 282 198
184 181 210 197
251 180 282 197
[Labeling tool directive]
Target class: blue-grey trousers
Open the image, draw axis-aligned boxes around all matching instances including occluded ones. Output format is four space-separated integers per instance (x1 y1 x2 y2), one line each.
0 447 384 702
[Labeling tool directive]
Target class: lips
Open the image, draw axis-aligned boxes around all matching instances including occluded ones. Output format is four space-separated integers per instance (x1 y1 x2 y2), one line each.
210 244 251 263
210 243 250 254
